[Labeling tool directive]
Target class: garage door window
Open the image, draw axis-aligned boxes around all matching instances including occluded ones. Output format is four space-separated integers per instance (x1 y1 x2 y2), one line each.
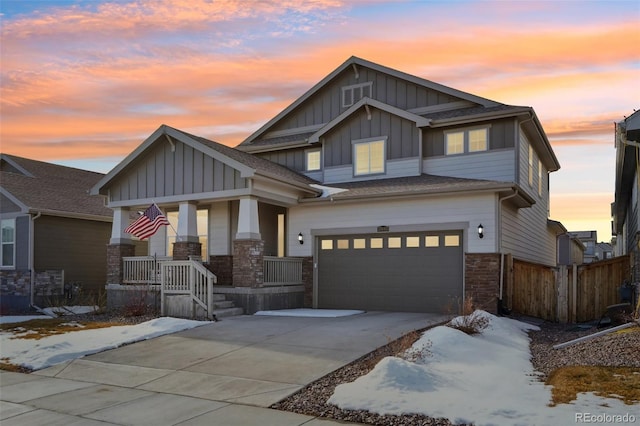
425 236 439 247
337 239 349 249
370 237 384 248
445 235 460 246
353 238 366 249
406 236 420 248
321 239 333 250
388 237 402 248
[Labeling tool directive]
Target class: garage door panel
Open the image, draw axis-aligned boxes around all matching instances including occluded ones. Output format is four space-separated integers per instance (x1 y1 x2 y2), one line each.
318 231 463 313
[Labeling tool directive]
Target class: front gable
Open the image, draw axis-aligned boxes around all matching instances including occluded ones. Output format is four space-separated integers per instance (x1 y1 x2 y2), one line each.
240 56 496 150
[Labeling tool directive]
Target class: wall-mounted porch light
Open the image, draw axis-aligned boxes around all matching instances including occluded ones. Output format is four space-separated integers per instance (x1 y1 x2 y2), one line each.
298 232 304 244
478 224 484 239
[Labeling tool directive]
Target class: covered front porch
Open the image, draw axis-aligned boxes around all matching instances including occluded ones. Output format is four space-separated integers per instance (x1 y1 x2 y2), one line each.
91 125 320 316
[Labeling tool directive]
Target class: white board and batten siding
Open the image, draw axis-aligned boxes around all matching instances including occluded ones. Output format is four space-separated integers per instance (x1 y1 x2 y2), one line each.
422 149 515 182
323 157 421 184
288 193 497 257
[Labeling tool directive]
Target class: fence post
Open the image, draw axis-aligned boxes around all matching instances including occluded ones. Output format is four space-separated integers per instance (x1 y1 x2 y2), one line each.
557 265 568 323
571 263 578 323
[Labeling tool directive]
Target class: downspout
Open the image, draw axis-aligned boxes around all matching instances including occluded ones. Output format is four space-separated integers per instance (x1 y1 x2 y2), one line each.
29 211 42 310
497 189 519 304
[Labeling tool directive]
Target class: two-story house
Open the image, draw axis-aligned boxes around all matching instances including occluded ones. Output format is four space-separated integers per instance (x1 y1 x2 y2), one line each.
613 109 640 276
93 57 561 315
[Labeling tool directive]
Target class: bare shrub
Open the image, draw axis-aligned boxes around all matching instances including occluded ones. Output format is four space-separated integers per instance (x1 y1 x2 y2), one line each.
123 285 156 317
446 297 490 335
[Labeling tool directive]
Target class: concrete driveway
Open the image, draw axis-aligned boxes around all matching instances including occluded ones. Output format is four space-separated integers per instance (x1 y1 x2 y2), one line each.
0 311 446 425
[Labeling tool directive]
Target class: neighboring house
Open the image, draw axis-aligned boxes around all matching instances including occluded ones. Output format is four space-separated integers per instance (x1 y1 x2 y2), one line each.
0 154 112 312
556 226 585 266
613 109 640 277
92 56 562 315
572 230 598 263
596 242 613 261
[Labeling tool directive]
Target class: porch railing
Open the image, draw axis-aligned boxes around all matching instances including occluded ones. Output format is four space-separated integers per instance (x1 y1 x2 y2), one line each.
263 256 303 285
122 256 171 284
160 259 217 319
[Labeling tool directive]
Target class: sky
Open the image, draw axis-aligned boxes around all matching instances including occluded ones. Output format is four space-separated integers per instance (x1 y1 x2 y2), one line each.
1 0 639 242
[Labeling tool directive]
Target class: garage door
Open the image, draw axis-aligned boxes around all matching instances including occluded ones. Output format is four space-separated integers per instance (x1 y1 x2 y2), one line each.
317 231 463 313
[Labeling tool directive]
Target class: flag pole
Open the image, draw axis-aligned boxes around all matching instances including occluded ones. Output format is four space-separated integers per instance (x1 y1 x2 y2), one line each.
152 202 181 242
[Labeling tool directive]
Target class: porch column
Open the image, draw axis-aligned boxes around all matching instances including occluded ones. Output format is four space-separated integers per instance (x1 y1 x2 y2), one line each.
107 207 134 285
233 196 264 287
173 202 201 260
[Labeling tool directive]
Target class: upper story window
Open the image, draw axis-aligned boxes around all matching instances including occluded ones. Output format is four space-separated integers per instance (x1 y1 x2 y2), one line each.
538 159 543 196
342 81 373 108
353 138 385 176
1 218 16 268
445 127 488 155
528 144 534 186
305 149 321 172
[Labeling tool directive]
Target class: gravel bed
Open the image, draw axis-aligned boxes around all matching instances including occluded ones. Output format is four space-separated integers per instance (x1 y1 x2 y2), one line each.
272 319 640 426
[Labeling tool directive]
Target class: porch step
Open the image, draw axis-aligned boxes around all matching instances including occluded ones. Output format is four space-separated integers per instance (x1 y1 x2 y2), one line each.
211 293 243 319
212 306 244 319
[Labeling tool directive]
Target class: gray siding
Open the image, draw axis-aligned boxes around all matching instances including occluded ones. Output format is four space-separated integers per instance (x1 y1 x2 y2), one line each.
323 109 419 168
325 158 420 184
424 118 516 157
16 215 30 270
1 193 22 213
423 150 515 182
258 147 307 172
109 141 247 202
34 215 111 294
273 67 463 133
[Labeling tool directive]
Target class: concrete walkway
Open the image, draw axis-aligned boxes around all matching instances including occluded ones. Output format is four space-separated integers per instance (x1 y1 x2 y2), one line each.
0 311 446 425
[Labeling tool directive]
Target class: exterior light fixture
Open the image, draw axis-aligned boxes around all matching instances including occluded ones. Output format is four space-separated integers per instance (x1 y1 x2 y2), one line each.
298 232 304 244
478 224 484 239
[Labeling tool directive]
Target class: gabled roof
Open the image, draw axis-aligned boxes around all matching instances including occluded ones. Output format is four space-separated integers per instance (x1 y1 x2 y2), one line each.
0 154 112 219
308 97 431 144
91 125 320 197
240 56 500 147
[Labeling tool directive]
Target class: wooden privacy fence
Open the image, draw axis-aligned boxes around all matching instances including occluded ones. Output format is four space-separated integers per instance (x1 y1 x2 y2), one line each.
504 254 631 323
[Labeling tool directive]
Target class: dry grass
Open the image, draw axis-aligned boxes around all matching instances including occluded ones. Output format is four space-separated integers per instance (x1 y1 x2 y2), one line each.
0 318 124 340
546 366 640 406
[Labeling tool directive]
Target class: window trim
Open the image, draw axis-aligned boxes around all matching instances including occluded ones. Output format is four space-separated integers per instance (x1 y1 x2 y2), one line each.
1 218 16 269
342 81 373 108
444 125 490 156
352 137 386 176
305 149 321 172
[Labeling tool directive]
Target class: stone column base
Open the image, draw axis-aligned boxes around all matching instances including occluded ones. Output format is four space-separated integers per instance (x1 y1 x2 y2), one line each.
107 243 135 285
173 241 202 260
232 239 264 288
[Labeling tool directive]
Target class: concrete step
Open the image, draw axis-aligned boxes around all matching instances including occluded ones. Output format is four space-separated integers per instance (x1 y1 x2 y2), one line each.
212 300 235 309
212 294 227 302
213 307 244 319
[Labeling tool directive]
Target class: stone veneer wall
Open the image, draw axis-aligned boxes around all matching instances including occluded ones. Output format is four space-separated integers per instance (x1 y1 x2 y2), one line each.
208 255 233 286
0 269 65 313
301 257 313 307
232 239 264 288
173 241 202 260
107 244 135 285
464 253 501 314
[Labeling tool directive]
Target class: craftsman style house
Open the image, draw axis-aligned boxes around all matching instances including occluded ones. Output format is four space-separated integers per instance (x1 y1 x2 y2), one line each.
1 154 112 312
92 57 561 316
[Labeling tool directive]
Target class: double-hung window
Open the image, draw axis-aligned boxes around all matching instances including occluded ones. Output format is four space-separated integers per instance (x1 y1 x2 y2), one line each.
1 218 16 268
445 127 489 155
353 138 385 176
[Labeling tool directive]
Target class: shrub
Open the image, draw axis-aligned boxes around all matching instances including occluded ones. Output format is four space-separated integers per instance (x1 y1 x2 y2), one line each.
446 297 490 335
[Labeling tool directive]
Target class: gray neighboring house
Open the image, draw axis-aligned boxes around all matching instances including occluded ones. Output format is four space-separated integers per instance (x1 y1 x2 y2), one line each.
93 56 562 315
0 154 112 312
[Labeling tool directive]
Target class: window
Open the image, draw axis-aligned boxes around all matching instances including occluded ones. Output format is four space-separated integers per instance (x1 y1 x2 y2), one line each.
353 238 366 249
528 145 534 186
337 239 349 249
538 159 543 196
370 237 384 248
342 82 373 107
406 236 420 248
167 209 208 258
388 237 402 248
425 236 439 247
306 150 321 172
445 127 489 155
1 219 15 268
354 138 385 176
444 235 460 247
321 239 333 250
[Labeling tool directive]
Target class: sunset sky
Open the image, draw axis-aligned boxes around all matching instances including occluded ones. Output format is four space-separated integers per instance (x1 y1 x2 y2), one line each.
1 0 639 242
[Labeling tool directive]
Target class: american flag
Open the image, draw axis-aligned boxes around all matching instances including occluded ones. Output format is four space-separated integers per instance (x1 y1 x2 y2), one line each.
124 204 170 240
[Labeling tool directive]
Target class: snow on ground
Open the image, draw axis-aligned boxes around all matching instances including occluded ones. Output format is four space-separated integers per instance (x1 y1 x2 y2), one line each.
329 311 636 426
0 315 55 324
0 316 209 371
255 308 364 318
